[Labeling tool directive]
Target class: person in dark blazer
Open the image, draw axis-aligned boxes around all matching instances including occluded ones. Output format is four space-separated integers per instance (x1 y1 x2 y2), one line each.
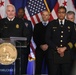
0 4 31 75
46 6 76 75
17 7 33 74
33 10 50 75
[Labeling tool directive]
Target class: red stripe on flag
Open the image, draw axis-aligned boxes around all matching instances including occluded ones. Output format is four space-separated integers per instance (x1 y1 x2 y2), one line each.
54 2 59 15
72 0 74 3
35 14 41 23
49 14 54 21
30 42 35 55
24 14 28 19
0 15 2 19
9 0 11 3
31 17 36 25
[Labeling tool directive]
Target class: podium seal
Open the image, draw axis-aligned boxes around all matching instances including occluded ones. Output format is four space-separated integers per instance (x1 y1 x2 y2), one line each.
0 43 17 65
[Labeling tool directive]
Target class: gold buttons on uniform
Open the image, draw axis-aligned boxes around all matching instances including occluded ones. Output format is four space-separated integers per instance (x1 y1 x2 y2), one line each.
61 31 63 33
60 40 63 42
54 30 55 31
61 35 63 38
60 44 63 47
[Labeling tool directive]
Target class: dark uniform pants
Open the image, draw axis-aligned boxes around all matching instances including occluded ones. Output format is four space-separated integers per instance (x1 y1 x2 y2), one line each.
47 58 72 75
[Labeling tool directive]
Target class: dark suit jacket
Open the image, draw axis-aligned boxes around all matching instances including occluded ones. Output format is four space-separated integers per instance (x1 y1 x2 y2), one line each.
46 19 76 63
33 22 50 50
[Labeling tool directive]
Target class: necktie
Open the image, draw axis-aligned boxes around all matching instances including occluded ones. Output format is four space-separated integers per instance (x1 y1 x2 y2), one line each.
60 21 63 25
43 23 46 26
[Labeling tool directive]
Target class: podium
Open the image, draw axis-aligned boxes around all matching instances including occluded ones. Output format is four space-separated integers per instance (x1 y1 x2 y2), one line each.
0 37 27 75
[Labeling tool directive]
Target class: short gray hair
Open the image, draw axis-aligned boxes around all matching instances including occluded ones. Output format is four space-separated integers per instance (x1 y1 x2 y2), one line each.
67 11 75 15
6 4 16 12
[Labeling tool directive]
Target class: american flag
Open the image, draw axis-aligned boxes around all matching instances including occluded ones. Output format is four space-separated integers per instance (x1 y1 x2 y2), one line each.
25 0 46 24
24 0 48 58
0 0 76 58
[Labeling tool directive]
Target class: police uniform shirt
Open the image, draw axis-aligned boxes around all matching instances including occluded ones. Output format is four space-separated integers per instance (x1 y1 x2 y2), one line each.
22 18 33 43
0 17 27 38
46 19 76 63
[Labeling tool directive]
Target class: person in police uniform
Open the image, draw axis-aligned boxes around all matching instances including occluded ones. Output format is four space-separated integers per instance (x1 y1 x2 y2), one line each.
66 11 76 75
66 11 75 22
66 11 76 60
17 7 33 74
46 6 76 75
66 11 76 59
0 4 31 75
33 10 50 75
17 7 33 43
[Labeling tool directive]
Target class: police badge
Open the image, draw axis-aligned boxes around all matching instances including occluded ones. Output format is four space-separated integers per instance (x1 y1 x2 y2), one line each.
25 23 28 27
16 24 19 28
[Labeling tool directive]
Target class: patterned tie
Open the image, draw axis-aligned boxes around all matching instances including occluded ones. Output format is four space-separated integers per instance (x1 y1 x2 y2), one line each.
43 22 47 26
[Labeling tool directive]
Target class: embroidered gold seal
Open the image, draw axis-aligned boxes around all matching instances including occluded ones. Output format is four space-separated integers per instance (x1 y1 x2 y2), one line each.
0 43 17 65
